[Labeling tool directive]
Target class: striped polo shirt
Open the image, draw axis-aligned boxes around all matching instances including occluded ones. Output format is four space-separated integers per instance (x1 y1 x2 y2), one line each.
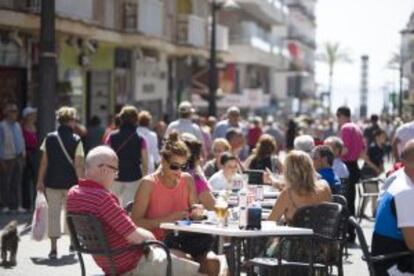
67 179 142 274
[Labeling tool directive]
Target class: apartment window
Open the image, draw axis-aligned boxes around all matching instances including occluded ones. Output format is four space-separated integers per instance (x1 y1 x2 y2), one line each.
123 2 137 30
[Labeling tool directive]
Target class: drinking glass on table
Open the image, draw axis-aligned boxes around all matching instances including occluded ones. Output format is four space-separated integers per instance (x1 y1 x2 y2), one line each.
214 194 228 227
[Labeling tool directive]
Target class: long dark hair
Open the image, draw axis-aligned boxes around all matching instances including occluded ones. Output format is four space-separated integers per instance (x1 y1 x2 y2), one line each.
181 134 202 170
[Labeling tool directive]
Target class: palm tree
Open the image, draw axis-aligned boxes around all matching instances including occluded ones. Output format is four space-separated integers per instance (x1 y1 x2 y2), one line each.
318 42 352 114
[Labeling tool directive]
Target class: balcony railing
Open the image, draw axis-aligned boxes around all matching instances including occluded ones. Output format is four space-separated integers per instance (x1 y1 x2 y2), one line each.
0 0 40 13
138 0 164 37
287 26 316 49
236 0 287 25
177 14 207 48
230 21 283 54
216 24 229 51
285 0 315 22
55 0 94 22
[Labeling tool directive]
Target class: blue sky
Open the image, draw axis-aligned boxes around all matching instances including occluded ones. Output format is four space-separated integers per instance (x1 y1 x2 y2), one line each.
315 0 414 116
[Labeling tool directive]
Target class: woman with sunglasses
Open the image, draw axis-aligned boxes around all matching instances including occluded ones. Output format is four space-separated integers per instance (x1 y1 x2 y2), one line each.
131 132 219 275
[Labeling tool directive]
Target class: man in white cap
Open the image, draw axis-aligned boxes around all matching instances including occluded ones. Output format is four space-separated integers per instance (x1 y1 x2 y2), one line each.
165 101 203 143
213 106 245 139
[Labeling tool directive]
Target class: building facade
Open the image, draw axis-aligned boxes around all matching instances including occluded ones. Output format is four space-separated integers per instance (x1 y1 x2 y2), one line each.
401 12 414 118
282 0 317 114
0 0 316 121
0 0 225 123
192 0 291 116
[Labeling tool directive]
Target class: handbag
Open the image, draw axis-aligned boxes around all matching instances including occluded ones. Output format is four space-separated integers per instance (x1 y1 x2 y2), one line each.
31 192 48 241
164 232 214 258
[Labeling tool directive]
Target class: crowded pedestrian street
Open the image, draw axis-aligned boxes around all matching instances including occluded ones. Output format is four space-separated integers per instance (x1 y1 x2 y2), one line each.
1 0 414 276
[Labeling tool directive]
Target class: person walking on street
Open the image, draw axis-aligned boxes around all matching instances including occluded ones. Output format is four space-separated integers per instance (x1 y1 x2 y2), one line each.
336 106 365 242
0 103 26 213
137 110 160 174
21 106 38 211
36 106 85 259
213 106 245 139
165 101 204 143
105 105 148 206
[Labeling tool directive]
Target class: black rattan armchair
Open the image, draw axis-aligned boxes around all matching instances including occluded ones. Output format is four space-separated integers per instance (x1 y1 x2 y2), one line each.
248 202 344 276
67 212 172 276
348 216 413 276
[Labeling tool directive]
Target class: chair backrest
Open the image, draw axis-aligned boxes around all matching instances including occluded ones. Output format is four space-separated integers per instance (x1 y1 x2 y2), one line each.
340 178 349 195
292 202 343 239
348 216 376 275
67 212 112 256
359 178 381 196
332 194 347 209
285 202 344 264
331 195 349 241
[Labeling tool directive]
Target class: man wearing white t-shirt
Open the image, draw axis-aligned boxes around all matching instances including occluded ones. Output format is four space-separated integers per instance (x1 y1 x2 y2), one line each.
392 120 414 161
372 139 414 275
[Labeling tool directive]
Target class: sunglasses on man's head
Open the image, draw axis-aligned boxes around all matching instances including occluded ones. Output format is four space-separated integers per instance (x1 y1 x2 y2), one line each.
168 162 187 171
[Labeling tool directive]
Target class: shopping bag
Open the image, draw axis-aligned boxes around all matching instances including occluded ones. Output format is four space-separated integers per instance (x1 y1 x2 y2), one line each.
31 192 48 241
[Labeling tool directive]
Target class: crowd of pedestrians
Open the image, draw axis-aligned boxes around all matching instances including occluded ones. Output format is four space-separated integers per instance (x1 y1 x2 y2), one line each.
1 100 414 275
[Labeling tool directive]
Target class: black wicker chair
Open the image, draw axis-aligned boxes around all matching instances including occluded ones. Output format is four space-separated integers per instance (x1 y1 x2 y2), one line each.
331 194 350 276
248 202 344 276
348 216 413 276
67 212 172 276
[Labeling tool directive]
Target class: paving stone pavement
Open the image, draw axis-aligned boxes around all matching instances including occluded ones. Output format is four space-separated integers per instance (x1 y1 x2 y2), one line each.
0 212 374 276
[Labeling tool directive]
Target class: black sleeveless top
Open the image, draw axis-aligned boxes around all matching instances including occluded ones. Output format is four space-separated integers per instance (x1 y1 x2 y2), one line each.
109 124 143 182
44 125 81 189
249 156 272 171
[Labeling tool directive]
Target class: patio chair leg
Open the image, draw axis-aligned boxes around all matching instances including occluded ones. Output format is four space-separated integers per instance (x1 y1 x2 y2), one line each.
358 198 366 223
77 252 86 276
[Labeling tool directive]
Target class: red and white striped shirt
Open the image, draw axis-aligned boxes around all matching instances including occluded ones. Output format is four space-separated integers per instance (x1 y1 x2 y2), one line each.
67 179 142 275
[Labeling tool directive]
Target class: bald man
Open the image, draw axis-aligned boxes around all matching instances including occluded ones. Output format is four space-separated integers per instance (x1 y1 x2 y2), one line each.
66 146 199 276
371 139 414 275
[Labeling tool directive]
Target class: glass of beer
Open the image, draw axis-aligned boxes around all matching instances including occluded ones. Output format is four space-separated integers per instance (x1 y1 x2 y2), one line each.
214 199 228 227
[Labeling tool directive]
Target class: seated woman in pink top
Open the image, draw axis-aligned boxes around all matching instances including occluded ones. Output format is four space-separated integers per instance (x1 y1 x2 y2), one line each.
132 132 219 276
181 133 216 211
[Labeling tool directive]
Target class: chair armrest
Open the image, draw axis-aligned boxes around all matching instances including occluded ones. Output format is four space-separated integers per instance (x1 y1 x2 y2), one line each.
370 251 413 263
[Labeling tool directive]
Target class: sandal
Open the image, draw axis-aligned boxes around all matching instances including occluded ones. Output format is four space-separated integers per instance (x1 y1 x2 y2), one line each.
48 249 57 259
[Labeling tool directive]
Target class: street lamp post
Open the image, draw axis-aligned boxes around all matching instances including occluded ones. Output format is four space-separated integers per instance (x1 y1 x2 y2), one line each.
38 0 57 141
208 0 238 117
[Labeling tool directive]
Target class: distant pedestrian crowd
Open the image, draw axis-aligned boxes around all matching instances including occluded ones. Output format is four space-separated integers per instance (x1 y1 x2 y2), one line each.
1 100 413 275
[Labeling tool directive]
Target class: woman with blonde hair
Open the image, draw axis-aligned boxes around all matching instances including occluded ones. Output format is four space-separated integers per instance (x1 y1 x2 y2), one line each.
245 134 283 173
268 150 331 224
36 106 84 259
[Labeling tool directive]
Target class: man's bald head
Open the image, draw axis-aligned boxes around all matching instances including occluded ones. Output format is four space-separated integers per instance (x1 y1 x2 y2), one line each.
401 139 414 163
85 146 118 170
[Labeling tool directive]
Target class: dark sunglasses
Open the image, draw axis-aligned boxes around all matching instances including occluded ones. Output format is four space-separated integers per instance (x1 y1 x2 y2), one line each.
98 164 119 174
168 162 187 171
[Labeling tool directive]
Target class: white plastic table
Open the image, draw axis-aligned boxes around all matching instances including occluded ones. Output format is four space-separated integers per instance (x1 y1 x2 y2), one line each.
160 221 313 275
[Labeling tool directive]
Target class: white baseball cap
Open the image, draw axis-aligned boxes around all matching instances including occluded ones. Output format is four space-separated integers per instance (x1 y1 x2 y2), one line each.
22 106 37 117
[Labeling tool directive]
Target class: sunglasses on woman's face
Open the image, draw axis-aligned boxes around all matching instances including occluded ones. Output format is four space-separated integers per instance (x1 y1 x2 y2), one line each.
168 162 187 171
